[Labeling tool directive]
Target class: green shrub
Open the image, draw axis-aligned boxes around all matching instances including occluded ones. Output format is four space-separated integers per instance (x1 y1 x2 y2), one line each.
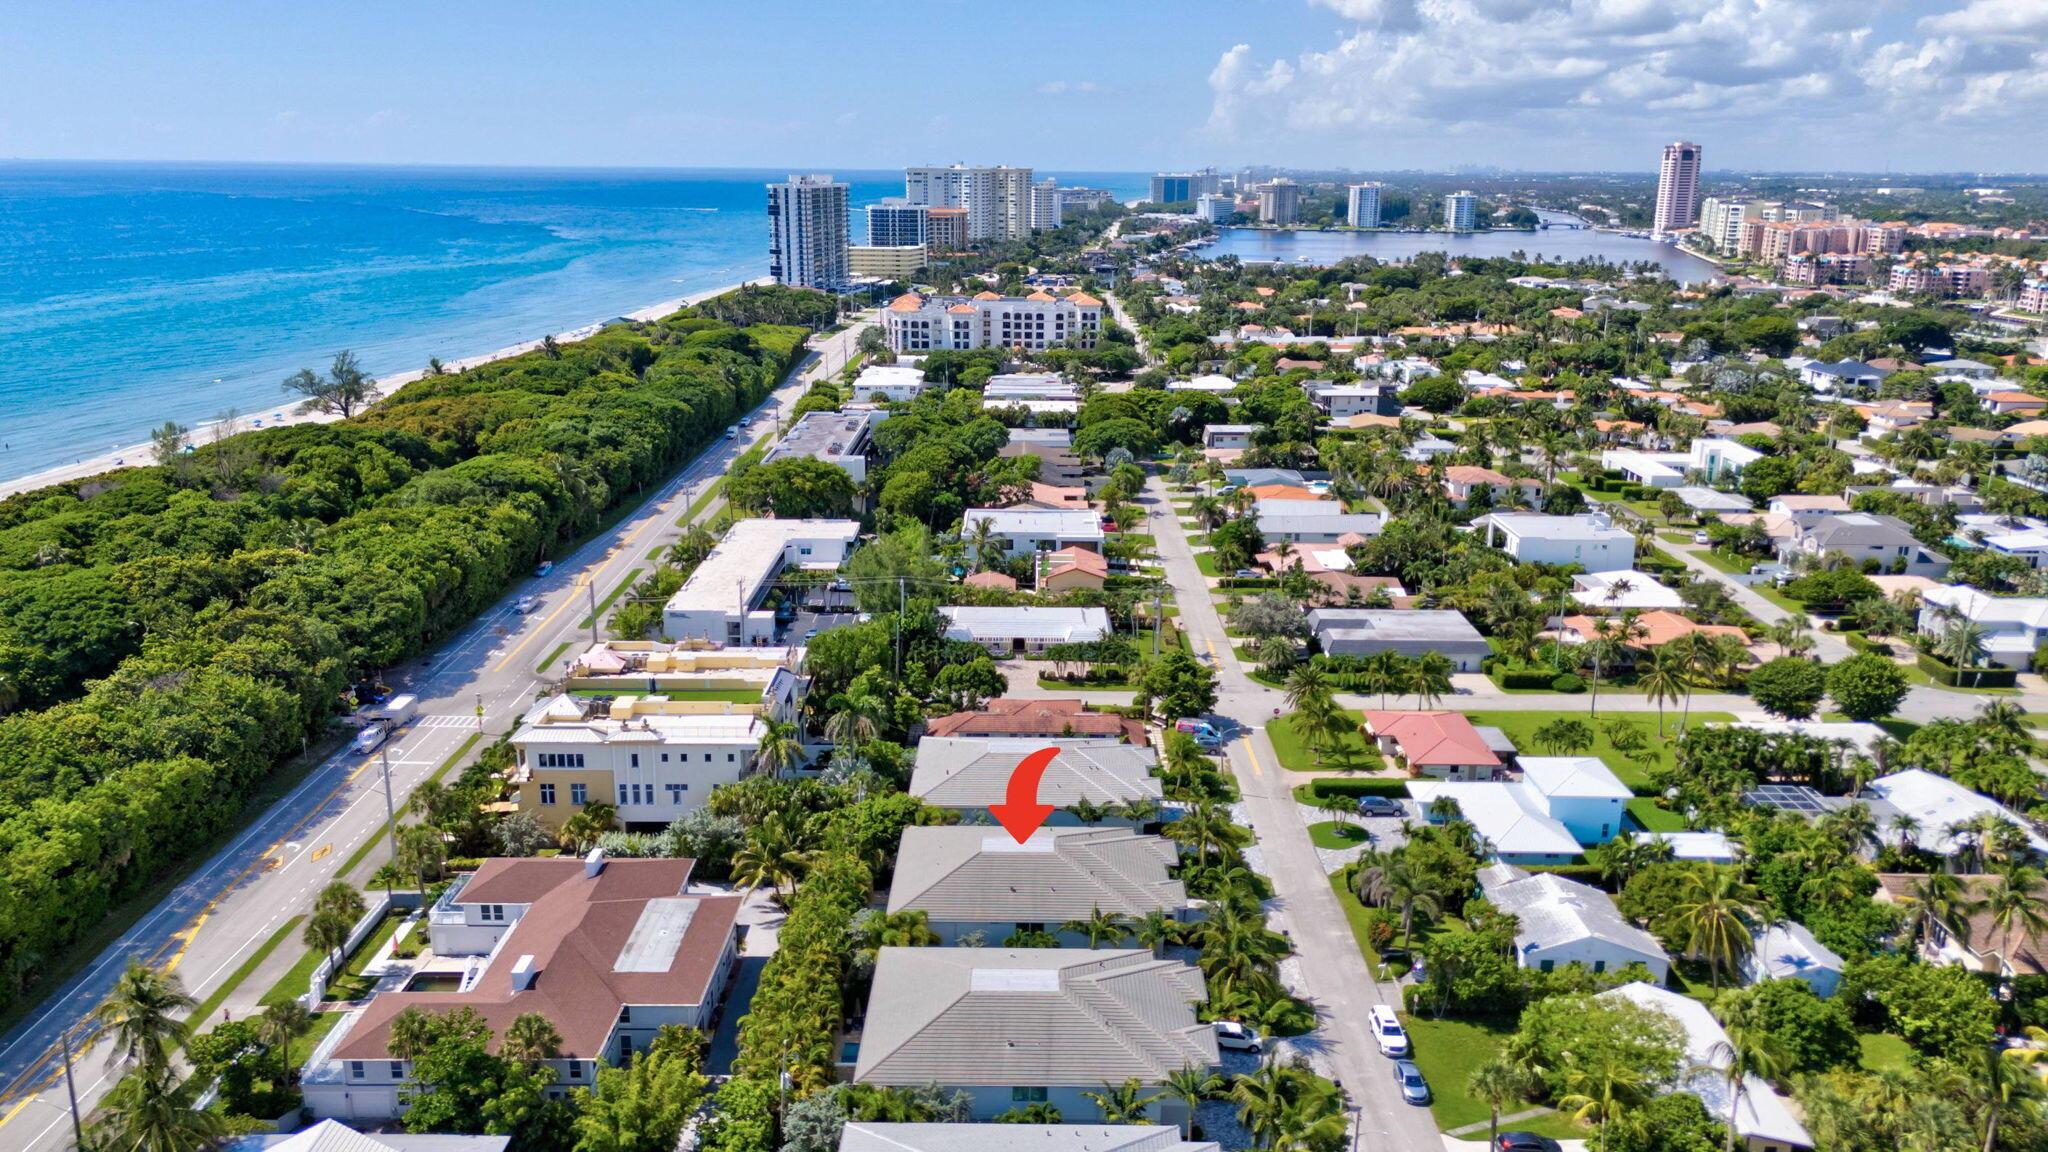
1551 673 1586 692
1303 777 1410 799
1916 653 2018 688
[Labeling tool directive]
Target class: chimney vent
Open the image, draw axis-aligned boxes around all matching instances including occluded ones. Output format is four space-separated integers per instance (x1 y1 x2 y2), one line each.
510 954 538 991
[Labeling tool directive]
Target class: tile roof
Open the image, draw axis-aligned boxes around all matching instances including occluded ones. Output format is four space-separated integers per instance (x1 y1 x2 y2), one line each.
889 293 927 312
1480 865 1667 963
838 1125 1218 1152
1045 546 1109 578
1557 610 1749 649
1361 711 1502 768
922 699 1142 743
854 948 1216 1088
333 860 738 1061
887 826 1186 922
910 738 1162 809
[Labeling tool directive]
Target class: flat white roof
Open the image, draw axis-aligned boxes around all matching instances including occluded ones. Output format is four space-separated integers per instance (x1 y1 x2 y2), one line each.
940 606 1111 643
964 508 1104 538
662 518 860 617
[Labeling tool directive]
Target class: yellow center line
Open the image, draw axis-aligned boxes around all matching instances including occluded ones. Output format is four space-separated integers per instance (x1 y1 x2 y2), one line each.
1241 734 1267 779
0 1095 34 1129
490 577 588 674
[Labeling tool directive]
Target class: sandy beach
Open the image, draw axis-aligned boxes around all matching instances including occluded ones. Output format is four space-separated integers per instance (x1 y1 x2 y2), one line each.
0 278 769 501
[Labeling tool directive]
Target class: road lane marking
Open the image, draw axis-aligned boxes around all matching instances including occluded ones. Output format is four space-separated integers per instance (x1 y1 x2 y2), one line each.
1241 735 1267 779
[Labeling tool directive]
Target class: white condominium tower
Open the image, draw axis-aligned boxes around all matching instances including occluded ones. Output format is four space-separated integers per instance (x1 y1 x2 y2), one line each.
1347 183 1382 229
1257 178 1302 226
767 174 849 290
1443 190 1477 231
1030 177 1062 232
904 164 1036 242
1653 141 1702 238
867 198 929 249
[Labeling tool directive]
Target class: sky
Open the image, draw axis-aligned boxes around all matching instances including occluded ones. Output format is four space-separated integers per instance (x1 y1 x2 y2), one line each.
2 0 2044 174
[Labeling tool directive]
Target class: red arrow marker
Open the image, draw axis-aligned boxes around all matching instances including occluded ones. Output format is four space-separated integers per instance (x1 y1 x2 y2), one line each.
989 746 1061 844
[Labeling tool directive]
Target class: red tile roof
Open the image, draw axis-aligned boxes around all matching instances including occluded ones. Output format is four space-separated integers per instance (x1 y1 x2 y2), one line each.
1361 711 1502 768
924 698 1144 743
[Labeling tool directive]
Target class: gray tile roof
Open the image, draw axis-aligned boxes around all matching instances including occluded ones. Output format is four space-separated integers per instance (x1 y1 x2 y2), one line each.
854 948 1217 1088
839 1125 1219 1152
1802 512 1919 548
910 738 1163 809
1478 864 1667 961
887 827 1187 922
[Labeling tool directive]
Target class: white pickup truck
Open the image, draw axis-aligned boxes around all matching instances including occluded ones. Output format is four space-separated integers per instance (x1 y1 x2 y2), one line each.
352 694 419 755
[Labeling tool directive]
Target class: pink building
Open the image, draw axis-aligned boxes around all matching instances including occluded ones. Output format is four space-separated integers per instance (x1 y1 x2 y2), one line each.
1888 264 1990 298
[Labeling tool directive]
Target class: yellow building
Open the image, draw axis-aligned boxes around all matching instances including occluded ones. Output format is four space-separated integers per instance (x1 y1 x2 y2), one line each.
511 694 767 832
848 244 927 280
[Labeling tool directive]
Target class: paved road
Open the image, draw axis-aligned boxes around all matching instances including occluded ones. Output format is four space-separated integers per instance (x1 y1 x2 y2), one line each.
1142 483 1446 1152
0 315 875 1150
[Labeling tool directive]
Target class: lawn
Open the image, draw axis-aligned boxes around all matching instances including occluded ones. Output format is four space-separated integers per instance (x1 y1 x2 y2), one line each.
289 1010 346 1067
1458 709 1736 792
1859 1031 1914 1072
1307 820 1373 850
1328 872 1383 971
663 689 767 704
1626 797 1687 833
322 912 409 1003
1401 1015 1584 1138
1193 549 1225 577
1269 709 1384 773
1694 547 1759 575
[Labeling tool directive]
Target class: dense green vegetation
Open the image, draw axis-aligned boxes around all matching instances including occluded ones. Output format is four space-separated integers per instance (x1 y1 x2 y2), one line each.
0 297 810 1016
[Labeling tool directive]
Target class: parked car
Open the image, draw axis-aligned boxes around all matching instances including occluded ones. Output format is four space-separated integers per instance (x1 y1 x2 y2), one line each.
1691 530 1710 545
1369 1005 1409 1056
513 595 541 614
1233 568 1259 579
1495 1134 1562 1152
1213 1020 1263 1052
1174 719 1224 749
1355 796 1403 817
1393 1060 1430 1105
535 560 554 577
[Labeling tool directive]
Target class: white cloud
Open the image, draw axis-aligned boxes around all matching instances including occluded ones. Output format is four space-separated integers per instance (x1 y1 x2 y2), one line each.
1036 79 1104 96
1205 0 2048 166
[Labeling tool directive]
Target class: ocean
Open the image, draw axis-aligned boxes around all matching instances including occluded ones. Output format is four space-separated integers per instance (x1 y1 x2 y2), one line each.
0 163 1148 482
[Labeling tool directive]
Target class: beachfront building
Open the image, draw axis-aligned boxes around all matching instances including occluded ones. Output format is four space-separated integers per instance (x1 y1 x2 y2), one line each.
883 291 1104 353
1151 170 1222 205
660 518 861 645
768 175 850 290
510 695 765 831
848 245 927 280
867 198 929 249
904 164 1036 242
302 855 740 1122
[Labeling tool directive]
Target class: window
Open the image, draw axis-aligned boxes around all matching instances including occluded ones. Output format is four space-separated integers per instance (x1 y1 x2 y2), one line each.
537 752 585 769
1539 959 1555 973
480 904 506 923
661 753 669 762
539 783 556 805
568 1062 582 1080
390 1061 405 1078
1011 1087 1048 1103
630 753 639 768
1592 960 1607 974
619 1006 632 1024
571 783 588 805
618 784 629 805
619 1034 634 1059
727 752 737 763
349 1061 365 1080
667 784 686 803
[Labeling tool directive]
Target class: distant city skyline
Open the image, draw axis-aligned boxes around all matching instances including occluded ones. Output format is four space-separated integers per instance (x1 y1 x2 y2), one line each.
3 1 2044 172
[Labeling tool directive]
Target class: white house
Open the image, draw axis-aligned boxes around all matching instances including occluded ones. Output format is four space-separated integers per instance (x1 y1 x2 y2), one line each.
511 696 766 831
1409 756 1629 862
1476 513 1636 569
661 519 861 645
1600 983 1813 1152
1517 756 1632 843
1601 439 1760 488
1744 922 1845 998
1783 512 1951 579
1867 768 2048 859
1571 570 1684 611
939 606 1111 654
763 409 882 483
848 364 932 403
1304 381 1401 418
1253 499 1385 545
1918 585 2048 669
962 508 1105 560
1202 424 1257 451
1478 864 1670 979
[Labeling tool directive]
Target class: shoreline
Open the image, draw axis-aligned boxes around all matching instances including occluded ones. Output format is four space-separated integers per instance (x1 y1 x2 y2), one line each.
0 278 768 501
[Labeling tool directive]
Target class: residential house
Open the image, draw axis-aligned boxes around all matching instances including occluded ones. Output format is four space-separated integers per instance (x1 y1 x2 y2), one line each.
838 1125 1219 1152
1866 768 2048 859
1306 609 1490 671
923 698 1145 744
887 826 1190 945
1744 922 1845 998
1253 499 1384 545
1018 482 1090 510
226 1122 509 1152
1601 440 1762 488
1571 570 1684 611
1601 983 1812 1152
560 643 805 726
1644 831 1740 864
1985 391 2048 417
1918 584 2048 668
1798 360 1887 393
1407 755 1630 863
1039 546 1109 592
1479 865 1670 980
1441 465 1542 508
510 696 764 832
1305 381 1402 419
1979 527 2048 571
963 508 1105 561
1201 424 1257 451
1784 512 1951 578
302 855 739 1122
965 571 1018 591
1670 486 1754 515
661 518 861 645
852 948 1217 1125
1475 513 1637 569
848 364 932 404
1556 610 1751 658
1877 873 2048 978
940 606 1111 654
909 737 1163 824
1361 710 1504 781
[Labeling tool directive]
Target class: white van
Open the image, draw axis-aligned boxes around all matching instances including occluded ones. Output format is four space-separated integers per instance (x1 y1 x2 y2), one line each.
1369 1005 1409 1057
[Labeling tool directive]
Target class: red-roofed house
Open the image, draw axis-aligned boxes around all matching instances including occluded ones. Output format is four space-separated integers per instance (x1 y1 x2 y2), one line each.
964 571 1018 591
1362 711 1505 781
1041 546 1109 592
924 698 1146 743
304 854 740 1121
1442 465 1543 508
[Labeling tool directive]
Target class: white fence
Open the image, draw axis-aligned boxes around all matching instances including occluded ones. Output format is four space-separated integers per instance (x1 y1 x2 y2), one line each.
299 890 423 1010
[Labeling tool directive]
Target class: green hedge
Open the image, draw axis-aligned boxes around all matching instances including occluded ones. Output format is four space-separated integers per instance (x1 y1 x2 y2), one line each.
1916 653 2019 688
1217 577 1283 590
1520 862 1605 885
1301 777 1410 800
1491 667 1563 690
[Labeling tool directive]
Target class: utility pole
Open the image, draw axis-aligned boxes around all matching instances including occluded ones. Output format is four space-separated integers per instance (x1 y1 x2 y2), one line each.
378 746 400 898
1154 589 1163 657
587 579 601 646
59 1027 82 1151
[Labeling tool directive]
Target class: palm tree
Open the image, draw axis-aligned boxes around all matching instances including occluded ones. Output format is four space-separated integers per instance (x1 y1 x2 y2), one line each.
731 810 814 899
1702 1006 1789 1152
755 718 805 778
1557 1045 1654 1152
1083 1078 1163 1125
855 909 941 951
1639 645 1687 737
500 1012 562 1066
1534 717 1593 756
1164 1064 1222 1138
1130 909 1182 954
1979 699 2032 755
1412 651 1455 710
1062 906 1133 949
1165 801 1244 864
94 962 195 1077
1354 854 1443 948
825 691 884 749
557 801 618 851
88 1070 224 1152
1901 870 1976 950
1938 614 1992 688
1467 1054 1534 1152
1983 867 2048 976
1947 1038 2048 1152
1673 866 1762 988
1582 615 1641 716
1767 617 1815 659
260 999 311 1087
966 516 999 572
1282 664 1332 714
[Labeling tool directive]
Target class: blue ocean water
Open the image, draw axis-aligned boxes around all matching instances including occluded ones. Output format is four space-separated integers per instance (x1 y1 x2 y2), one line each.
0 163 1148 482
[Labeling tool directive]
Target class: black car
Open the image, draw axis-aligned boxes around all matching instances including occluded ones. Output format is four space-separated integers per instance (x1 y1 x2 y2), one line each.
1496 1134 1562 1152
1356 796 1403 817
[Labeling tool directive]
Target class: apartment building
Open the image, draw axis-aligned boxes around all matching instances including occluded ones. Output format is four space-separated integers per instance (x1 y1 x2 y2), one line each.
847 245 926 280
926 206 968 254
511 696 766 829
1151 170 1221 205
1257 179 1302 226
883 290 1103 352
767 175 850 290
1699 195 1750 251
1444 190 1478 232
1347 182 1382 228
1888 263 1991 298
762 407 883 484
1780 253 1867 286
867 198 929 249
1195 193 1236 224
1030 178 1062 232
1652 142 1702 237
2019 280 2048 314
660 517 861 644
562 642 804 725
